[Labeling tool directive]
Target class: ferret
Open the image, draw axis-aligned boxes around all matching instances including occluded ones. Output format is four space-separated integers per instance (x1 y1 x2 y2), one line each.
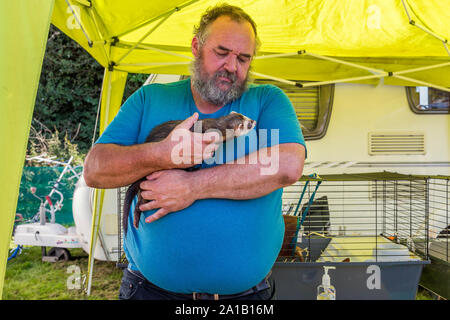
123 112 256 234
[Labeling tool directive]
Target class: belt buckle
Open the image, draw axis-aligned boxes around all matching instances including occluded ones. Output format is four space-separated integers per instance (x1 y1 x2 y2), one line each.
192 292 219 300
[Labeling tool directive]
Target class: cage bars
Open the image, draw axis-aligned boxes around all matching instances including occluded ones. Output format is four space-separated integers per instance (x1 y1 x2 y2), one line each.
282 173 449 263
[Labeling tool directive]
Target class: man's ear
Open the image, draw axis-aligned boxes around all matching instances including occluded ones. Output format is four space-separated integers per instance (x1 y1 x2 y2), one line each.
191 36 200 58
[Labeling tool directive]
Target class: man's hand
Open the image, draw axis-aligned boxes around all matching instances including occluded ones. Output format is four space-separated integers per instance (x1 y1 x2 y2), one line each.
139 169 197 223
160 112 220 169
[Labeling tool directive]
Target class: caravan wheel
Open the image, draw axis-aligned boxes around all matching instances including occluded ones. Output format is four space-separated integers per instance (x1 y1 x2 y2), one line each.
48 247 71 262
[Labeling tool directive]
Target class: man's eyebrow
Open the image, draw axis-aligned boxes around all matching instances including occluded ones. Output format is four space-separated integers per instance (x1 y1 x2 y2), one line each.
217 45 252 58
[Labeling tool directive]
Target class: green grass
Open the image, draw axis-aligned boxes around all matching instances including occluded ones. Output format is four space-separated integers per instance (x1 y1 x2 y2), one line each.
3 246 122 300
415 287 434 300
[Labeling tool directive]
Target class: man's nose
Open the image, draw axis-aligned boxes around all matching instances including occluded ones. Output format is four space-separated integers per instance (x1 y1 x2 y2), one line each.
224 54 237 73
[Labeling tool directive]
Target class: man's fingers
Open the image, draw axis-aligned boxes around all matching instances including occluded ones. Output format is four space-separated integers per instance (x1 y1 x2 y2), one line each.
139 199 157 212
139 179 154 191
140 190 154 201
176 112 198 130
145 208 168 223
146 170 164 180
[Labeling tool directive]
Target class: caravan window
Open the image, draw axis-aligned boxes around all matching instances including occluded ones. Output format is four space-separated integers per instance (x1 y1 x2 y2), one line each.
254 80 334 140
406 87 450 114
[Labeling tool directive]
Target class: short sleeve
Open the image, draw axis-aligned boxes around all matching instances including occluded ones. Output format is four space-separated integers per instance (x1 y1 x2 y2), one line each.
257 85 307 157
95 87 145 146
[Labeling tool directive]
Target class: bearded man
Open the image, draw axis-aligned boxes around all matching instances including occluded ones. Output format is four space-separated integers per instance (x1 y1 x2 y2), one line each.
83 3 306 300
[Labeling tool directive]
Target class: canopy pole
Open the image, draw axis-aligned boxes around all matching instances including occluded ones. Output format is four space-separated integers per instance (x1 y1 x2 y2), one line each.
254 52 301 60
256 50 387 75
251 71 385 88
91 68 106 147
302 51 387 75
401 0 449 57
85 188 105 296
118 42 193 60
300 74 385 87
444 43 450 57
64 0 93 46
401 0 412 21
85 68 127 296
250 71 297 86
119 61 191 67
393 61 450 75
86 7 110 62
86 68 109 294
392 75 450 93
115 11 175 65
115 0 199 38
102 69 113 131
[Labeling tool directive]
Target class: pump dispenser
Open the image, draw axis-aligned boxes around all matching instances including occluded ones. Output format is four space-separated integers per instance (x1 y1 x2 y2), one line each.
317 266 336 300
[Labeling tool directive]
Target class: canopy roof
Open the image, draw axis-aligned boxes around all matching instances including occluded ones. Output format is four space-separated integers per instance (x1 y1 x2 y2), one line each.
52 0 450 89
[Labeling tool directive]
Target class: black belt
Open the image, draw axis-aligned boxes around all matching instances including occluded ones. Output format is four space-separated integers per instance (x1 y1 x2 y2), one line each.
127 268 271 300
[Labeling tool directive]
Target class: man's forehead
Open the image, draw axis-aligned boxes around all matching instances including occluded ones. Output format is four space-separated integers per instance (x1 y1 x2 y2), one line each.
203 15 255 52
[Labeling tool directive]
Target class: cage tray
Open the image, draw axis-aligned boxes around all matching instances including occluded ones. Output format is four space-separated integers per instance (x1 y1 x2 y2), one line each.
272 238 430 300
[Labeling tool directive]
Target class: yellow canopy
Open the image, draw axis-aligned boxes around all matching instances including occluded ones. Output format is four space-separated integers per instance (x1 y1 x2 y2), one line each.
51 0 450 87
1 0 449 298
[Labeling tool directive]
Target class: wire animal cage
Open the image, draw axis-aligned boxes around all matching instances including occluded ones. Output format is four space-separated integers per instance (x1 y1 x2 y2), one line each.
418 176 449 299
280 172 449 262
427 177 449 263
273 172 448 299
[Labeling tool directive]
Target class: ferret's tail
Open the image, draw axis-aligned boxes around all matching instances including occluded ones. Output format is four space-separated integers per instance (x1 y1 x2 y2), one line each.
122 180 142 236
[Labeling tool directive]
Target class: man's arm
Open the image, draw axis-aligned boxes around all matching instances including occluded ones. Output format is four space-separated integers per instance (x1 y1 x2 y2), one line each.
139 143 305 223
83 142 168 189
193 143 304 200
83 112 217 188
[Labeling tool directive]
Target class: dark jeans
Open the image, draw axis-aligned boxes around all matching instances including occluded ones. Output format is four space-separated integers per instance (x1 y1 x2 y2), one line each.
118 268 276 300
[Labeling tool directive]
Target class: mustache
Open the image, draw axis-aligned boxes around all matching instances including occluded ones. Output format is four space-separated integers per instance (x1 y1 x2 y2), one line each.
214 70 237 83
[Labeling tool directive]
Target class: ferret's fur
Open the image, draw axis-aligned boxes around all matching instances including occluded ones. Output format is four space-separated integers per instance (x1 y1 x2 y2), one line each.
123 112 256 234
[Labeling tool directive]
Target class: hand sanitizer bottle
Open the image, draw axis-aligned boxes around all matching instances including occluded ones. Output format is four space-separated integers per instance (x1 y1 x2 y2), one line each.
317 266 336 300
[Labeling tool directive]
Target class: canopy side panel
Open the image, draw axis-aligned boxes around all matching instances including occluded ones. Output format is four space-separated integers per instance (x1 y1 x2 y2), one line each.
99 68 128 134
0 0 55 298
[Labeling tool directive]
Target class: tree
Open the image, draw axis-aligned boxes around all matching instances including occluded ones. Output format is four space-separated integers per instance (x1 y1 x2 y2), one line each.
30 24 147 159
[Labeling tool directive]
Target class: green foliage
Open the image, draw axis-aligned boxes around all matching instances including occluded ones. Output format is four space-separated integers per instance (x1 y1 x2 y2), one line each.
27 122 84 167
33 25 103 155
32 24 148 156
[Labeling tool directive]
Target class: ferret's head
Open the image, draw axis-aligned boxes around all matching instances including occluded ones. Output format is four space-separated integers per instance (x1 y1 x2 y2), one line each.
225 111 256 137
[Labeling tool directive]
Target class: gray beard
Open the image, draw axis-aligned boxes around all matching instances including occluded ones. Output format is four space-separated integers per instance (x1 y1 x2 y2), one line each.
190 55 250 106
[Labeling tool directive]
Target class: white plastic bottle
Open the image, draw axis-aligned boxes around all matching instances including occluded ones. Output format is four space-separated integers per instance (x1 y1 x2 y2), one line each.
317 266 336 300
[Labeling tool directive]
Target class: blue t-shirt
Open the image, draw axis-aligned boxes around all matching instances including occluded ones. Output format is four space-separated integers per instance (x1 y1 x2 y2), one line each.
96 78 306 294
